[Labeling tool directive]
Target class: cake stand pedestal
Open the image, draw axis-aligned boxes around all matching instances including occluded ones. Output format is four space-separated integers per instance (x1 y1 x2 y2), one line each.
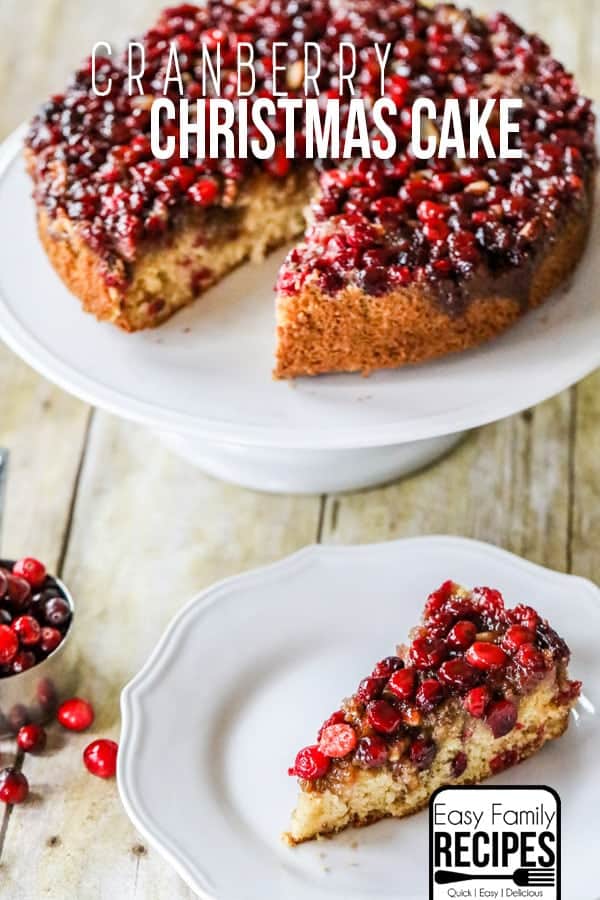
156 430 467 494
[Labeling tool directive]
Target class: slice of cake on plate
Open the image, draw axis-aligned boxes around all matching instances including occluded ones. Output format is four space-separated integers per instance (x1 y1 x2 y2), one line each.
284 581 580 845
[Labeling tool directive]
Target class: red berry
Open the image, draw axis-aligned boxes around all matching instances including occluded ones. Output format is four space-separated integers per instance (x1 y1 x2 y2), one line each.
367 700 402 735
465 642 508 670
415 678 444 711
357 676 386 702
509 605 539 633
40 627 63 654
452 751 468 777
6 575 31 611
12 558 46 588
12 615 41 646
57 697 95 732
83 739 118 778
387 667 416 701
17 724 46 753
317 710 346 741
424 580 456 618
486 699 518 738
502 625 535 652
371 656 403 679
410 737 436 770
0 768 29 804
289 745 330 780
0 625 18 664
354 735 388 768
447 620 477 649
514 642 547 676
44 597 71 627
472 586 505 618
265 145 291 178
318 724 357 758
409 637 447 670
463 686 491 718
12 651 36 674
438 658 479 689
188 178 218 206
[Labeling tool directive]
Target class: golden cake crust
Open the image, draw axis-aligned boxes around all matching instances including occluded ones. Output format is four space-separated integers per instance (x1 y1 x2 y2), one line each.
273 198 593 378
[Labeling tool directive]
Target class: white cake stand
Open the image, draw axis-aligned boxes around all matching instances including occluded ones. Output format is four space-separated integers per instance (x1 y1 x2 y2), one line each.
1 126 599 493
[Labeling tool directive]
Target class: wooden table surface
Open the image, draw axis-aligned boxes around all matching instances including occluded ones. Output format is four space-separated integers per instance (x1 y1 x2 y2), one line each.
0 1 598 896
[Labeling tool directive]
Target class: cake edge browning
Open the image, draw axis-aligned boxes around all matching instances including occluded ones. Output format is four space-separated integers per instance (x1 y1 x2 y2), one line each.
283 671 574 846
273 186 594 379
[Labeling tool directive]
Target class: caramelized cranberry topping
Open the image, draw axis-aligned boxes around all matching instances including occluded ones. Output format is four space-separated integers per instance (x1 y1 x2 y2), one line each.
26 2 595 303
290 581 577 781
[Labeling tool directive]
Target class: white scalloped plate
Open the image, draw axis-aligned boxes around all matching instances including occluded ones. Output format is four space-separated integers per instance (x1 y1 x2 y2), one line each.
118 536 599 899
0 128 599 449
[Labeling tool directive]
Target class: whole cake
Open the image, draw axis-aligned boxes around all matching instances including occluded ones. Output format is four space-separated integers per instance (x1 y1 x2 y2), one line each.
26 1 596 377
285 581 580 844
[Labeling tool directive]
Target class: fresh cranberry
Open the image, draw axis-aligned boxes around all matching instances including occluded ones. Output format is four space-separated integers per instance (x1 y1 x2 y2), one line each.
57 697 95 732
319 724 357 758
188 178 218 206
415 678 444 711
437 658 479 689
17 724 47 753
12 558 46 588
410 738 436 770
12 651 36 674
367 700 402 735
12 615 41 646
465 642 508 670
0 768 29 804
371 656 403 678
447 621 477 649
357 676 386 702
386 667 416 701
0 625 18 665
354 735 388 768
39 627 63 654
83 739 118 779
44 597 71 627
6 576 31 611
486 699 518 738
409 637 447 670
463 686 491 718
289 745 330 780
451 751 468 777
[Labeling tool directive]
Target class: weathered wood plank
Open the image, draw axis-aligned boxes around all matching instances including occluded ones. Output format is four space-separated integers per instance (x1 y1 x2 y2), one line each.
570 370 600 582
0 413 322 899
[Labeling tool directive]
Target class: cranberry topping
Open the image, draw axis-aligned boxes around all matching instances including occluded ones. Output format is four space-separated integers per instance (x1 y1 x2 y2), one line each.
57 698 95 732
367 700 403 735
387 667 416 701
409 637 447 670
290 745 330 780
415 678 444 711
0 768 29 805
502 625 535 652
447 620 477 649
83 739 119 779
463 686 491 718
486 699 518 739
438 658 479 689
371 656 404 679
26 2 596 303
17 723 47 753
319 724 357 758
317 710 346 741
354 735 389 769
465 642 509 670
357 676 386 702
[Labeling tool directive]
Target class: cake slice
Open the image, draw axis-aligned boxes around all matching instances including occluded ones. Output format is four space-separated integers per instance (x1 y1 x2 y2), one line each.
284 581 580 845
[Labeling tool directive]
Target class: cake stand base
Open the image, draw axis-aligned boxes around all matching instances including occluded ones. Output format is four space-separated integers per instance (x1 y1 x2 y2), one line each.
155 431 467 494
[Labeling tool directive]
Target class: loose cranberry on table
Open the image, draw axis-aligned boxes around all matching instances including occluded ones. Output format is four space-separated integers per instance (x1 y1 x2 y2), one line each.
83 739 118 779
17 723 47 753
0 768 29 805
57 697 95 732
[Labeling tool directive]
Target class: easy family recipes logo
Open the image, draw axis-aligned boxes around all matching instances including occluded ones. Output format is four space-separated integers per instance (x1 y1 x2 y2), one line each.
88 40 523 162
430 786 560 900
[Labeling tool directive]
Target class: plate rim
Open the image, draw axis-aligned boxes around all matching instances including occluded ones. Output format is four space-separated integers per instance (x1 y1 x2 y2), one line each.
117 535 600 899
1 126 600 450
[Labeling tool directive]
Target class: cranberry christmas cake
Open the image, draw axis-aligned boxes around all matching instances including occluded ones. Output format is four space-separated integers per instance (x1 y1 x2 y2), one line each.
284 581 580 844
26 1 596 377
